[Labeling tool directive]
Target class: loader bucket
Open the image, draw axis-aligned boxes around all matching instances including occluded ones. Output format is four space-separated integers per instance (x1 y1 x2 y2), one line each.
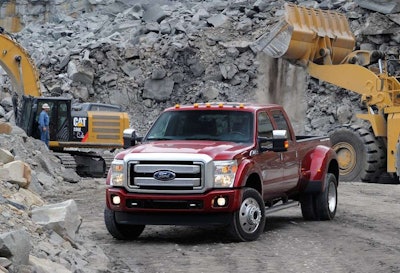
252 3 356 65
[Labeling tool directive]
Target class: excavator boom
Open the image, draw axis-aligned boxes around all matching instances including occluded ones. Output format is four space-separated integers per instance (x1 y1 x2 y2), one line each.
0 28 41 97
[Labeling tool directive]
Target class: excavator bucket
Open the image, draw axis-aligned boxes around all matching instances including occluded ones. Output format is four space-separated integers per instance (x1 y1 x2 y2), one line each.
251 3 356 65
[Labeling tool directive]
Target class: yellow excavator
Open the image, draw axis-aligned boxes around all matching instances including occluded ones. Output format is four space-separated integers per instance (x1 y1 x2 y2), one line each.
0 27 130 177
252 3 400 183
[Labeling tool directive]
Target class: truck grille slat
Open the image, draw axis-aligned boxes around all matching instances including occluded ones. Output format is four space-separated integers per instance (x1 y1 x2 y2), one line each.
128 160 204 192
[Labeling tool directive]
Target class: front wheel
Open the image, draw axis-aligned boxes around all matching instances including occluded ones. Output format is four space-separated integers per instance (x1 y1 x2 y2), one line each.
104 207 145 240
229 188 266 242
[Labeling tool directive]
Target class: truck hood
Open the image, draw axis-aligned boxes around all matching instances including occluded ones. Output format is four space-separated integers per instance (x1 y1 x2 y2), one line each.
117 140 254 160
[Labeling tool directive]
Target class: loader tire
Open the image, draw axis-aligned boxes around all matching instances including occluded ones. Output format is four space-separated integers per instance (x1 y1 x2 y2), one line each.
329 125 385 183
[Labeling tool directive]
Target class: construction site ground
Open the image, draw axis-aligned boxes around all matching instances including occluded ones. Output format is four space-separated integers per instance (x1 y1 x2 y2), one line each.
66 180 400 273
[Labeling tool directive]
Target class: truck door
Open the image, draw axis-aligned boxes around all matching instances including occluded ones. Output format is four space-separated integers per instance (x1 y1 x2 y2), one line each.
270 109 299 191
256 111 283 199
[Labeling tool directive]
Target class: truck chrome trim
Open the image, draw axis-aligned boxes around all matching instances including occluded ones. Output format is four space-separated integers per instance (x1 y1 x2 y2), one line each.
123 153 213 193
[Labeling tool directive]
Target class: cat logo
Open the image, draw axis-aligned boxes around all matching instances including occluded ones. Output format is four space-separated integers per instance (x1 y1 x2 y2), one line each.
73 117 87 127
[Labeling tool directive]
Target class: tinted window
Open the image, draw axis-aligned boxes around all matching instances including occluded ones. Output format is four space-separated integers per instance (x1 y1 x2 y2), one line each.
271 110 292 140
257 112 273 138
145 110 254 143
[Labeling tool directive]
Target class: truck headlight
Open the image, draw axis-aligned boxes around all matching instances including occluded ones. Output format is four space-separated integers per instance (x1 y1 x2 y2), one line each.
213 160 237 188
110 160 125 186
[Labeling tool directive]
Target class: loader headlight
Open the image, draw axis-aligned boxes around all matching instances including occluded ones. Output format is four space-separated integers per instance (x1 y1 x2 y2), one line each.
110 160 125 186
213 160 237 188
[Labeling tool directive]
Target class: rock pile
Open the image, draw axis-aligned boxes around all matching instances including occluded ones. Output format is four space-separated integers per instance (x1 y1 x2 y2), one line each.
1 0 400 272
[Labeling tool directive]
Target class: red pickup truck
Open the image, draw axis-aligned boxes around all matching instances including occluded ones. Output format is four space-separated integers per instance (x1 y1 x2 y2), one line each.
104 102 339 241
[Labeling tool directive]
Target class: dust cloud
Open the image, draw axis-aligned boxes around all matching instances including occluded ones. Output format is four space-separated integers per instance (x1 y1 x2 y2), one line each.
255 53 308 135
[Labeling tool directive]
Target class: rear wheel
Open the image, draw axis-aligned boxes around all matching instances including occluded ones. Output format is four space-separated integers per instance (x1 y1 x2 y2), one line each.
104 207 145 240
301 173 338 221
229 188 266 242
330 125 385 182
315 173 338 220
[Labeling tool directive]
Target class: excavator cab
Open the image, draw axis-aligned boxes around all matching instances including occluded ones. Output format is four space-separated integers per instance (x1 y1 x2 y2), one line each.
16 96 72 145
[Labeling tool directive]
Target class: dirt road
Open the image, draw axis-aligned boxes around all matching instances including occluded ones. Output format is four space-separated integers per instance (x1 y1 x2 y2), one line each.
67 180 400 273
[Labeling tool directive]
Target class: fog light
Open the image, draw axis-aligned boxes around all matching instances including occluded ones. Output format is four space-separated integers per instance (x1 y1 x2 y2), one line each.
112 195 121 205
217 197 226 206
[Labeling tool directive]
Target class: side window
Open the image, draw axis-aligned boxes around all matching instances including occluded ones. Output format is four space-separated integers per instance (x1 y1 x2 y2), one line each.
257 112 273 138
271 110 292 141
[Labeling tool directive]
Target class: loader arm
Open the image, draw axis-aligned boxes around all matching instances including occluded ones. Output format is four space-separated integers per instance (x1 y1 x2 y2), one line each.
0 28 42 97
251 3 400 111
307 62 400 110
252 3 400 178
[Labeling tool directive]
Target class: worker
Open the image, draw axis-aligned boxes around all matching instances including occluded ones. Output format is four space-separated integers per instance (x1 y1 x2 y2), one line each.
38 103 50 147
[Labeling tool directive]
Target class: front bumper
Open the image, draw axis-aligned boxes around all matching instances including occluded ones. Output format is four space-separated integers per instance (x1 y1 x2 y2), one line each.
106 187 243 225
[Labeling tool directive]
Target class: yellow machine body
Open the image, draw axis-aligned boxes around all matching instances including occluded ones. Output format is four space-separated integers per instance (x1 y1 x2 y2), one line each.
252 3 400 177
0 29 131 176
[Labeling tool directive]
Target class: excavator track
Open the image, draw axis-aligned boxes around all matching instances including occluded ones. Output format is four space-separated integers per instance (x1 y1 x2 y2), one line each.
53 152 77 170
53 151 114 178
102 153 116 177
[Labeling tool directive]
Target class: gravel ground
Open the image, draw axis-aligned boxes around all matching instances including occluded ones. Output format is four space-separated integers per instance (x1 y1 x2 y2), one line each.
56 179 400 273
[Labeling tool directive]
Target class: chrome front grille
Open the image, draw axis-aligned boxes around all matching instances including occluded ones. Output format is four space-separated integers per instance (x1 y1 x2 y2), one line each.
127 160 204 192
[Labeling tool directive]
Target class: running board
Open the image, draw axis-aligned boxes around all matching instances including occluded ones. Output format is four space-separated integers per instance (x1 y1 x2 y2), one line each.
265 200 299 215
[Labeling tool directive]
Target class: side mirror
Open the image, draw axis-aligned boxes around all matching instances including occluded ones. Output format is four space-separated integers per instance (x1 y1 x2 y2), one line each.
258 129 289 152
123 128 142 148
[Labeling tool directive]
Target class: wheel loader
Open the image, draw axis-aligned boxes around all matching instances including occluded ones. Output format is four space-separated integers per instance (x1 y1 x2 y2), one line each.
0 27 130 177
251 3 400 183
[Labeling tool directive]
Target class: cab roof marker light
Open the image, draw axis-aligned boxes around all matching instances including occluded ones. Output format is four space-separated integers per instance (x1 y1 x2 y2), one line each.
239 103 245 109
194 103 199 108
206 103 211 108
218 103 224 108
175 104 180 108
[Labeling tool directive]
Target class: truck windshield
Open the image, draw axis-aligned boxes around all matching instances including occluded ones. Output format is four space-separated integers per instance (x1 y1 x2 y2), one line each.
145 110 254 143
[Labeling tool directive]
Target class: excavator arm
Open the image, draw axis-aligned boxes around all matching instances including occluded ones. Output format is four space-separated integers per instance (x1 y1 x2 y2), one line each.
0 27 41 97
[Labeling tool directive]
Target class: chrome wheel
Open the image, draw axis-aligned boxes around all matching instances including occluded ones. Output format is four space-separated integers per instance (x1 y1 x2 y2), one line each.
238 197 262 234
328 178 337 213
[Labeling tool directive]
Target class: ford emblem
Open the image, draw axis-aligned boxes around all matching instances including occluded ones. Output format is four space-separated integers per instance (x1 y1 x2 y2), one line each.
153 170 176 181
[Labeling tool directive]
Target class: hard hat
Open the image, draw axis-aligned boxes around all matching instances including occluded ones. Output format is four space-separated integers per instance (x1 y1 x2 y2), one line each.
42 103 50 109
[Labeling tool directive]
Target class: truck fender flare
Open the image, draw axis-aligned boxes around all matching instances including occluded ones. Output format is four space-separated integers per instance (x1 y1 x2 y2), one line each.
234 159 262 191
300 145 338 193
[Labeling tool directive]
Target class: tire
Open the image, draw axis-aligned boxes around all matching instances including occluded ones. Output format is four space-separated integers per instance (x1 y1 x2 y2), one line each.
329 125 386 182
104 207 145 240
229 188 266 242
301 173 338 221
315 173 338 220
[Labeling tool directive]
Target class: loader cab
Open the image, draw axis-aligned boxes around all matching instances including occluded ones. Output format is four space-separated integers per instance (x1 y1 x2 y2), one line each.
17 96 73 144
